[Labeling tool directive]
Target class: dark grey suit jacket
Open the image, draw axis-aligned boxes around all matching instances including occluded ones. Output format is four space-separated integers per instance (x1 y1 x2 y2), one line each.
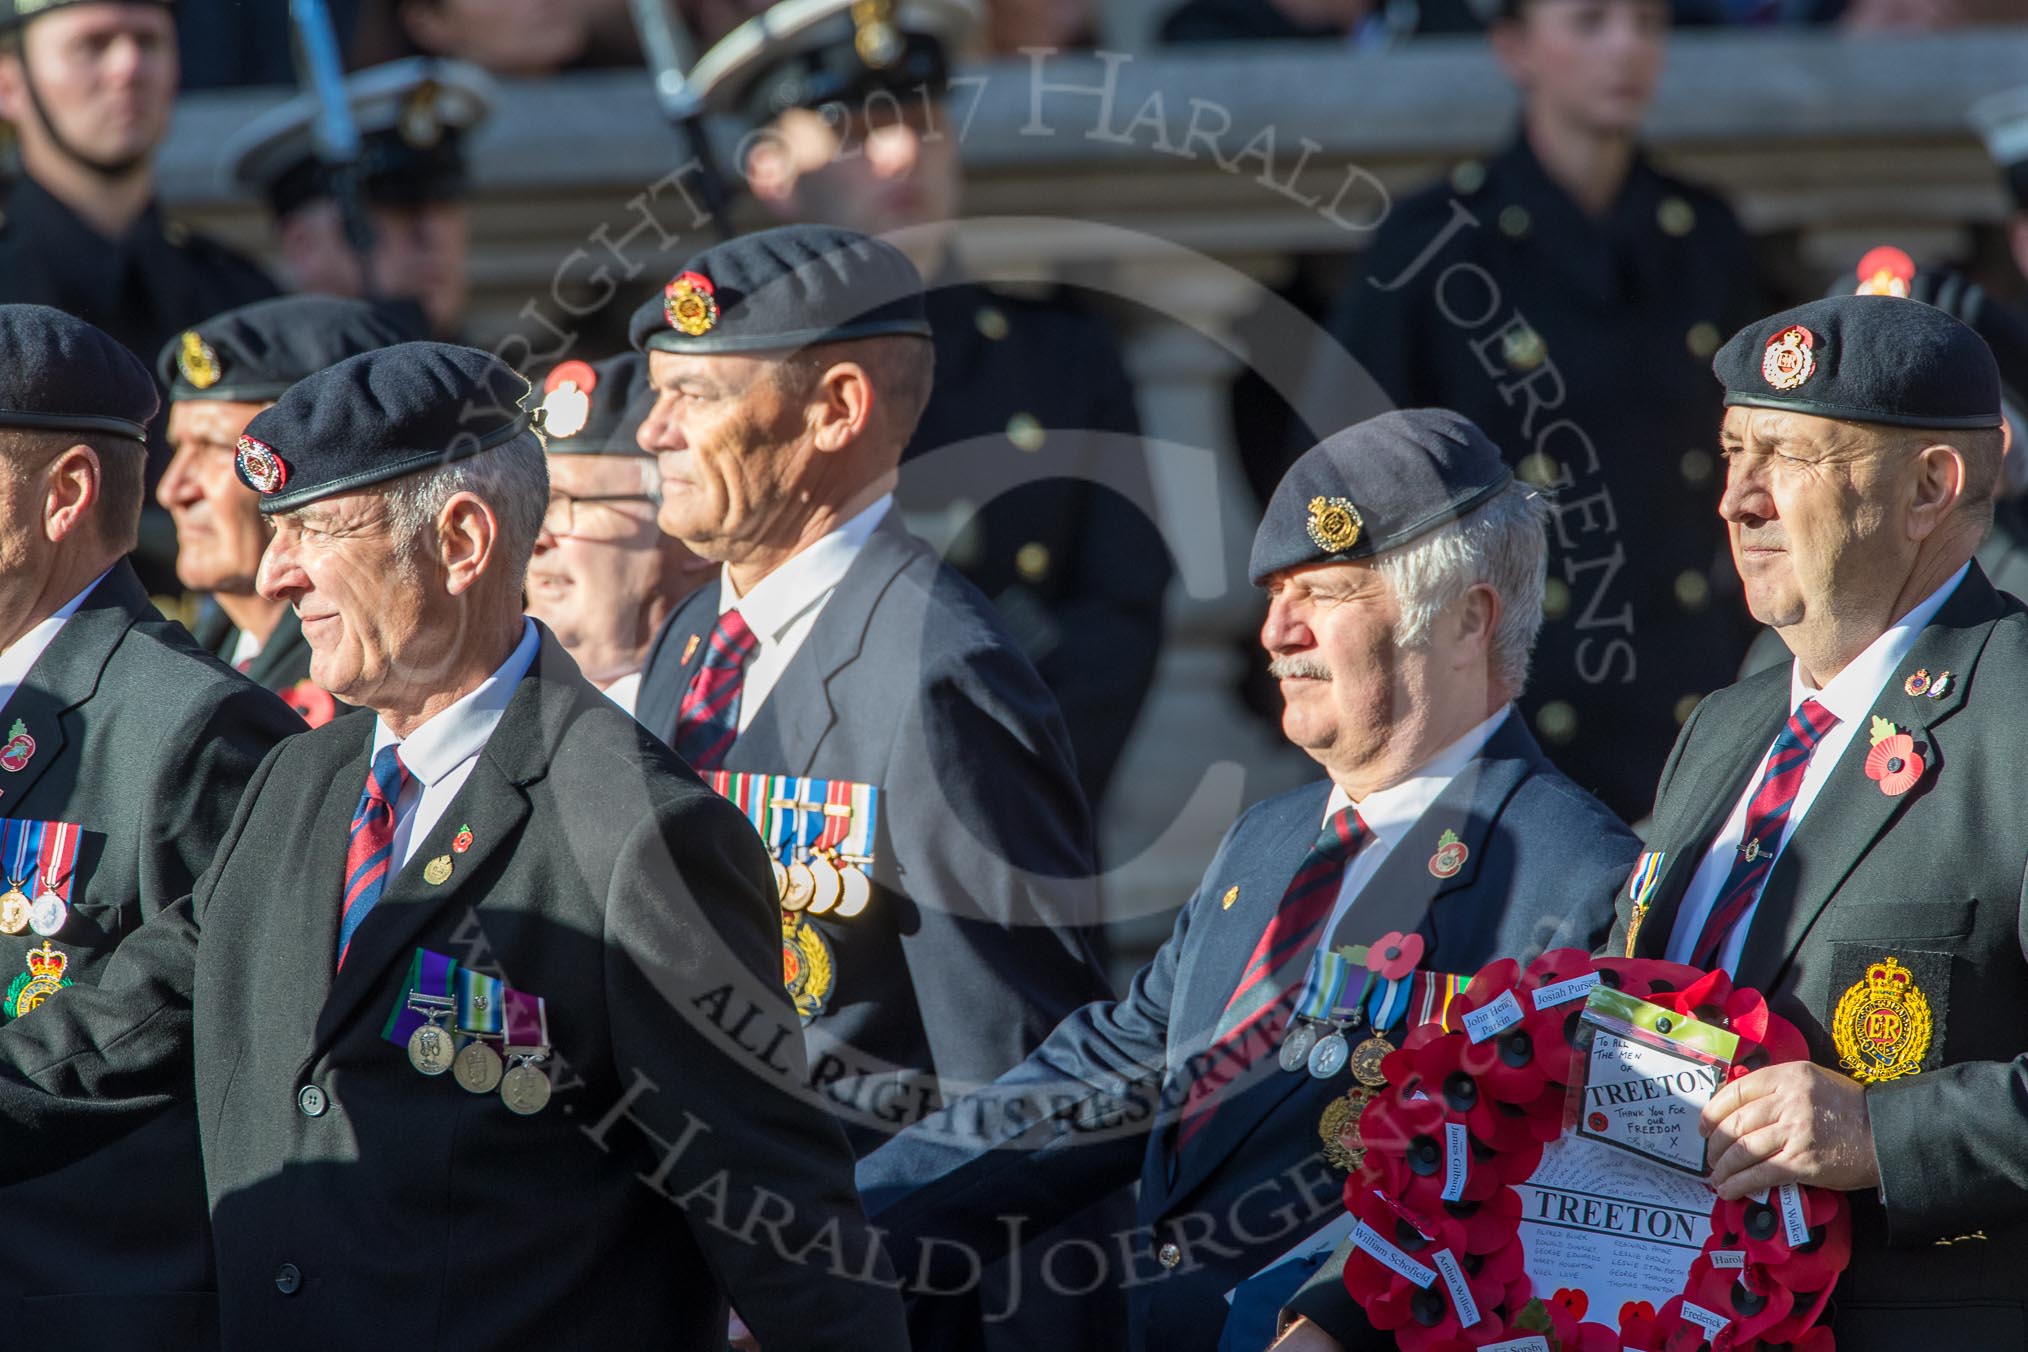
0 628 906 1350
0 560 300 1348
1611 563 2028 1348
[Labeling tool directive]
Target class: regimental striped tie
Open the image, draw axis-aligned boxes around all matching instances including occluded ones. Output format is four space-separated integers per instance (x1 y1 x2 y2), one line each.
1690 697 1839 970
673 609 759 772
337 744 411 971
1174 807 1369 1155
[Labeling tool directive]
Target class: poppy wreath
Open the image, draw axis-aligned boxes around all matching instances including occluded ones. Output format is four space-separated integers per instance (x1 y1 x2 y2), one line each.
1343 948 1851 1352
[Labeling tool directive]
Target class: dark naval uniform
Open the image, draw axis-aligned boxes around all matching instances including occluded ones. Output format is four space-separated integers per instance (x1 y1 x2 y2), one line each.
0 308 301 1349
0 343 907 1351
1320 135 1763 821
903 279 1171 808
1611 298 2028 1350
856 412 1633 1352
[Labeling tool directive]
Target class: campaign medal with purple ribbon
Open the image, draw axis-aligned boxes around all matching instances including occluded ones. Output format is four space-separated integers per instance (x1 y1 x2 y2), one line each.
499 987 552 1115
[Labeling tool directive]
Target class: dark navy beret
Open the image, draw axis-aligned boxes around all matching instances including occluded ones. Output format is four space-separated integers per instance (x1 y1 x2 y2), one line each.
0 304 158 441
535 353 650 456
238 342 533 514
1714 294 2002 430
1250 409 1515 585
628 224 930 357
0 0 171 29
157 296 423 405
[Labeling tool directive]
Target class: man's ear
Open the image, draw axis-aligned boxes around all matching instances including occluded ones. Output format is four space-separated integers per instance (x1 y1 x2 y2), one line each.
438 491 499 596
1907 442 1969 542
41 444 100 545
809 362 874 454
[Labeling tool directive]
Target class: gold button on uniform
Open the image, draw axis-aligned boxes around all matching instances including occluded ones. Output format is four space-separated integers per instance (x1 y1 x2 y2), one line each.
1541 577 1571 621
1679 449 1714 485
975 306 1010 341
1657 196 1696 237
1157 1242 1182 1269
1450 160 1486 195
1535 700 1578 744
1015 541 1051 582
1498 205 1531 238
1685 322 1721 360
1517 451 1561 488
1502 325 1547 371
1674 693 1703 726
1007 413 1046 453
1674 570 1710 611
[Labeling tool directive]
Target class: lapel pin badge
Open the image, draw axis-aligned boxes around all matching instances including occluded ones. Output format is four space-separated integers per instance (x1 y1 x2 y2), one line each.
452 823 473 855
681 633 701 664
1427 828 1468 879
0 720 34 772
1220 885 1239 910
1903 668 1931 698
423 855 453 886
1928 670 1952 700
1864 715 1925 797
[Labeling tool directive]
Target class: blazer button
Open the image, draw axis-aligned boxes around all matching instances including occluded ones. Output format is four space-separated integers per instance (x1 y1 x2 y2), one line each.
275 1263 302 1295
1157 1242 1182 1269
297 1084 328 1117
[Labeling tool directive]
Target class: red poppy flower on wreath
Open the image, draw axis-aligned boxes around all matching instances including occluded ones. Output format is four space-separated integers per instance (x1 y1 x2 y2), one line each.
1863 725 1925 796
1366 930 1425 982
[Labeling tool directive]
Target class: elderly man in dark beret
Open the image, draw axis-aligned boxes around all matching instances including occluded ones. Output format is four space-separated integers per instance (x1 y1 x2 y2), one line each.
1604 295 2028 1350
0 341 908 1349
630 221 1123 1347
0 305 301 1349
525 352 713 719
157 295 421 724
855 408 1635 1352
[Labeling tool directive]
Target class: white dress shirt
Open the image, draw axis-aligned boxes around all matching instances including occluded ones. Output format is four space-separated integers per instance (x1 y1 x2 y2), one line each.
227 626 263 670
1318 705 1512 942
1664 563 1969 973
0 569 110 718
370 619 540 872
719 495 891 733
600 669 643 718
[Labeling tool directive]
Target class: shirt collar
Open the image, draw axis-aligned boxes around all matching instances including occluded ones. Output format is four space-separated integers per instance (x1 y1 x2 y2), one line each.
371 619 539 788
1 568 113 662
1323 705 1513 847
1786 562 1969 723
718 495 892 642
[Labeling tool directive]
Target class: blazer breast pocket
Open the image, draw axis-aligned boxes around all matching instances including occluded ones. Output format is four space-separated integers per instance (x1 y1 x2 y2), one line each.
1820 899 1974 944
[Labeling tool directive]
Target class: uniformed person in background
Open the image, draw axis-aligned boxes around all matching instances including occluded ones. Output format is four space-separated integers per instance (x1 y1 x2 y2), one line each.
630 224 1126 1348
224 57 493 340
526 351 714 718
1312 0 1762 823
689 0 1172 810
0 339 909 1349
158 294 421 724
0 305 300 1350
0 0 279 587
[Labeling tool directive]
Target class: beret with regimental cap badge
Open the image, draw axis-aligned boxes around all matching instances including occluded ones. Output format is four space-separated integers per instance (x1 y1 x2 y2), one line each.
536 352 652 455
1249 409 1515 585
157 296 424 405
238 342 534 514
1713 295 2003 430
225 58 494 218
0 0 171 29
628 223 931 356
687 0 977 127
0 304 158 441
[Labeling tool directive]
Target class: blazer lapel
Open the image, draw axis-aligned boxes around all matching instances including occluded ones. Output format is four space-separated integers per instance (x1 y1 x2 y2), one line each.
294 733 375 1013
637 581 721 745
312 633 577 1051
1733 582 2001 993
0 563 151 814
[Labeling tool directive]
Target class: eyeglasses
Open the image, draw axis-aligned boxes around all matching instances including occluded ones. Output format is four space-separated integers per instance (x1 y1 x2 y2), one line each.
542 491 656 539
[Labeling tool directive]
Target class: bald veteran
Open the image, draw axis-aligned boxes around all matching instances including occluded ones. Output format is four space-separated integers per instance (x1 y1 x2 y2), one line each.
158 295 420 724
0 342 908 1350
1602 295 2028 1349
526 351 713 718
0 306 300 1349
630 224 1122 1346
856 410 1636 1352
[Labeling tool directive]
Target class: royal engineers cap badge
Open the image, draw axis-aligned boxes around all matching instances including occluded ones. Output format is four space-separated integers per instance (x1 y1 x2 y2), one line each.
1306 496 1363 554
664 270 720 337
177 331 222 390
235 434 289 495
1832 954 1933 1083
5 943 70 1019
1761 325 1817 392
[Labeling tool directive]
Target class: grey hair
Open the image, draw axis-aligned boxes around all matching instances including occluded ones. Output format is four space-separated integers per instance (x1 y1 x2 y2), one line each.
382 431 550 589
1374 479 1550 697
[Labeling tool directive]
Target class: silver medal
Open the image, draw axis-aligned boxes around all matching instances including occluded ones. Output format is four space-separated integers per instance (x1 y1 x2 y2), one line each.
1307 1029 1350 1079
453 1040 504 1094
27 892 66 937
500 1059 552 1116
408 1021 455 1076
1279 1021 1319 1073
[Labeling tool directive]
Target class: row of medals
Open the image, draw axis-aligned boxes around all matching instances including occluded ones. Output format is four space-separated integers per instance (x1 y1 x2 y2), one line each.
406 1001 552 1115
0 883 65 938
775 850 872 917
1282 1008 1391 1173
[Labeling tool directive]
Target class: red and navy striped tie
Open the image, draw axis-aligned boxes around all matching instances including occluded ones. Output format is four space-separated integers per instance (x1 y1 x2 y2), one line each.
1175 807 1369 1154
1690 697 1839 969
337 744 411 970
673 609 759 772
